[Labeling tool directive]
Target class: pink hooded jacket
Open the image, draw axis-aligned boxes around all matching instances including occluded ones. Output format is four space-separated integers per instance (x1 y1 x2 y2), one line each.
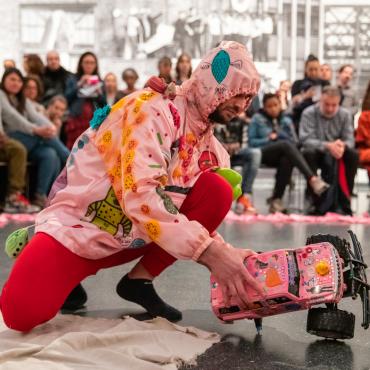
35 41 260 260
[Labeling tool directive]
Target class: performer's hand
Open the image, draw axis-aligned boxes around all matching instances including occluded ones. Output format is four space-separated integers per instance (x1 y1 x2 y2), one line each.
198 241 264 309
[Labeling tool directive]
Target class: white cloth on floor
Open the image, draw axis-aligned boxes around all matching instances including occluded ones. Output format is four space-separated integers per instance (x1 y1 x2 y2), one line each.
0 314 219 369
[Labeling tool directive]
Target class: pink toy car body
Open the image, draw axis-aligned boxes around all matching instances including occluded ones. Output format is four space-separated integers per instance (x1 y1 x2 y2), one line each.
211 242 344 322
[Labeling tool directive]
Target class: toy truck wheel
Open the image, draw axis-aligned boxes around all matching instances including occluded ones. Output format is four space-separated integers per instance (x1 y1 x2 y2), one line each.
306 234 350 267
306 308 355 339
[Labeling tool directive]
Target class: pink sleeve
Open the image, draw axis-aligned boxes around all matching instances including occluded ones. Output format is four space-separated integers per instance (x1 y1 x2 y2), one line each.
121 103 213 260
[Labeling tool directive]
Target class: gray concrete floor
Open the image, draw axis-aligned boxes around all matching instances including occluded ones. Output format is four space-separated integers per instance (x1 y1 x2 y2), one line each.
1 174 370 369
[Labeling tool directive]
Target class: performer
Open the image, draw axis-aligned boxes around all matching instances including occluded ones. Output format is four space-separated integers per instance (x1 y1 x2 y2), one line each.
1 41 263 332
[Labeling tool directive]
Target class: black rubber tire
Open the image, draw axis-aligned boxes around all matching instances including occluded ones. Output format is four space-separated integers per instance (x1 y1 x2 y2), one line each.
306 308 355 339
306 234 350 267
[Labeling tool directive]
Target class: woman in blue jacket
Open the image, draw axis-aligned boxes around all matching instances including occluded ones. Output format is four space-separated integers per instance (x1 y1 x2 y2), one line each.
249 93 328 213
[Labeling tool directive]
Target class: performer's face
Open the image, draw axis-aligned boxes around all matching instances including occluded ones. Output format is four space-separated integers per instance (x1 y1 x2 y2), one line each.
209 94 252 124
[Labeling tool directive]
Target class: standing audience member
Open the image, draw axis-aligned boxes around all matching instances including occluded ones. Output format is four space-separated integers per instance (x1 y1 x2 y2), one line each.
320 63 333 83
42 51 71 106
291 55 329 129
0 108 39 213
24 75 46 115
355 81 370 194
65 52 106 149
300 86 358 216
23 54 44 79
116 68 139 101
175 53 192 85
277 80 291 111
45 95 68 136
158 56 173 84
249 93 328 213
0 68 69 208
104 72 119 106
3 60 16 70
337 64 358 117
214 110 261 215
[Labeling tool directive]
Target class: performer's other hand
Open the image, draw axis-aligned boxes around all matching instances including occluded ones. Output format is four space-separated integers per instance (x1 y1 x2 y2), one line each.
198 241 264 309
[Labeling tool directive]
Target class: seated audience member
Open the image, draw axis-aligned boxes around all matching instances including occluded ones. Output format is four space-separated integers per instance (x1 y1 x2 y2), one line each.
214 111 261 215
65 52 106 149
320 63 333 83
115 68 139 101
300 86 358 216
158 56 173 84
175 53 192 85
42 51 71 106
0 110 39 213
249 93 328 213
104 72 119 106
337 64 358 117
0 68 69 208
45 95 68 136
291 55 330 129
277 80 291 111
23 54 44 80
355 81 370 190
3 59 16 70
24 75 46 115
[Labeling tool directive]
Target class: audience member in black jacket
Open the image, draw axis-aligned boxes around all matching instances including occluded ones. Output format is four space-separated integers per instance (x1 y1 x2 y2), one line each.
291 55 329 130
42 51 71 106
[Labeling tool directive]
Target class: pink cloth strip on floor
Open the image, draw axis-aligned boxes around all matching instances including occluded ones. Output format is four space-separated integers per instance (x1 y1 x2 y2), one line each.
225 211 370 224
1 211 370 229
0 213 37 228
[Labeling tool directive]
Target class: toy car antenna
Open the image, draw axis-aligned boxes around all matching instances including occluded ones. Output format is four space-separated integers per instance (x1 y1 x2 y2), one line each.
347 230 370 329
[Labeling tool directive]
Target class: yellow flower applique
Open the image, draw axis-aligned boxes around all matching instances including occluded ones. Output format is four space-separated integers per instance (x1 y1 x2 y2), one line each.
145 219 161 241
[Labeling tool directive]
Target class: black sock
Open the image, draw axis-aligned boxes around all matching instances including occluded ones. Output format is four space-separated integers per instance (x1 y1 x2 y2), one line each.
116 274 182 322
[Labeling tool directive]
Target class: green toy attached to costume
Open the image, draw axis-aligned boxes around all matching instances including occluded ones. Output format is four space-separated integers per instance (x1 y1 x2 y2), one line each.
214 168 242 200
5 227 31 259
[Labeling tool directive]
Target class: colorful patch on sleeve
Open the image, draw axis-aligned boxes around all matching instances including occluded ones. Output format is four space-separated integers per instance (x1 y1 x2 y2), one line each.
198 151 219 171
84 187 132 237
129 238 147 248
111 97 126 113
168 103 181 129
156 187 179 214
144 219 161 241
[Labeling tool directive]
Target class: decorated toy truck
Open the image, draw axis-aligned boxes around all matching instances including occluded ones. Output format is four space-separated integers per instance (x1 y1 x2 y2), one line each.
211 231 370 340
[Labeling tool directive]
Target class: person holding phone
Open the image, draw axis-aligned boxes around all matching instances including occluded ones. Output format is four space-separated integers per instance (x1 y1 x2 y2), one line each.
64 52 106 149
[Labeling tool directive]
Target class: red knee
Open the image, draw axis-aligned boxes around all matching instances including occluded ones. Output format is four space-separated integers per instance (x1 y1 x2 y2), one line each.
0 282 59 332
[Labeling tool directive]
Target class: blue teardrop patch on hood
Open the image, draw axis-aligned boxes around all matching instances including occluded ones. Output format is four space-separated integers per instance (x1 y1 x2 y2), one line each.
211 50 231 84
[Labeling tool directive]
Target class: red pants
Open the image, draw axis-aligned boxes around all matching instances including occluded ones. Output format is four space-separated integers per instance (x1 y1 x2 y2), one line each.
0 172 232 331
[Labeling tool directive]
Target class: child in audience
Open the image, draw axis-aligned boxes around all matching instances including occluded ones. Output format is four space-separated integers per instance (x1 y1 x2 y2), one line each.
249 93 328 213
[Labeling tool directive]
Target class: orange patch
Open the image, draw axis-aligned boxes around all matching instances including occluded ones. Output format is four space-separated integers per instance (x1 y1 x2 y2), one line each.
179 150 189 160
124 174 135 190
122 126 133 145
265 268 282 287
127 98 135 106
97 144 106 153
131 183 138 193
127 139 138 150
123 150 135 165
173 167 182 178
125 164 133 174
156 175 168 186
144 219 161 241
141 204 150 214
134 111 147 125
186 132 197 145
102 130 112 144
